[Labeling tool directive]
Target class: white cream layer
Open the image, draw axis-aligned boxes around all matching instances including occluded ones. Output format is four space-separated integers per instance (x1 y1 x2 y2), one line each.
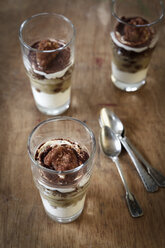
111 62 148 84
31 86 70 108
41 194 86 218
110 32 158 53
23 55 31 71
39 173 90 193
33 64 71 79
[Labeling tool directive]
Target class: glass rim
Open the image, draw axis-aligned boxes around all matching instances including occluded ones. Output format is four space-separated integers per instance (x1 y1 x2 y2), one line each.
111 0 164 27
27 116 96 175
19 12 76 53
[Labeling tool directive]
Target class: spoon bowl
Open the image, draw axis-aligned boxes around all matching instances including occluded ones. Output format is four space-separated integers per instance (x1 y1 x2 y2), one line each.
100 108 124 136
100 126 121 158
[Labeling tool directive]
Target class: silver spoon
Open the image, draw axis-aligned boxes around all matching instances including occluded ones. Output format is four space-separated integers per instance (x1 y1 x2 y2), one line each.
100 108 163 191
100 126 143 217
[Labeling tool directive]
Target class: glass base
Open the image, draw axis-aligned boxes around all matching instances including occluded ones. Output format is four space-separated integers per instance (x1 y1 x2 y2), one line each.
35 99 70 116
45 208 83 223
111 74 146 92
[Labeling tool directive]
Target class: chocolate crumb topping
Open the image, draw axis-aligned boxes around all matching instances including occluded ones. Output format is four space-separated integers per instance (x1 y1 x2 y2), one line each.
35 139 89 184
29 39 71 75
36 40 60 70
36 140 89 172
115 16 154 47
44 145 79 171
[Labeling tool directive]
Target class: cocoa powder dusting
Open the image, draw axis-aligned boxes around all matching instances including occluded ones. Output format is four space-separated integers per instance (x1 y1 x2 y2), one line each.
36 142 89 172
28 39 71 75
36 40 60 70
35 140 89 184
115 16 153 47
44 146 79 171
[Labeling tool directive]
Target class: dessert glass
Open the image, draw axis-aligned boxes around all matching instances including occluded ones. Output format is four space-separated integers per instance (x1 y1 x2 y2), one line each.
110 0 164 92
19 13 75 115
28 117 96 223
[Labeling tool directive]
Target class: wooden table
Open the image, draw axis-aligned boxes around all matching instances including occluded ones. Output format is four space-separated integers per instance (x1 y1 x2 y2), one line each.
1 0 165 247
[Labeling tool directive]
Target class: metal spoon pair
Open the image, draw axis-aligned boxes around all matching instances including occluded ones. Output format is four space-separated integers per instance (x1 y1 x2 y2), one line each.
99 108 165 217
100 108 165 190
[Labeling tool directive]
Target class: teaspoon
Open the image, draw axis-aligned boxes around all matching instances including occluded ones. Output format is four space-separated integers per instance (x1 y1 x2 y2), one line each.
100 126 143 217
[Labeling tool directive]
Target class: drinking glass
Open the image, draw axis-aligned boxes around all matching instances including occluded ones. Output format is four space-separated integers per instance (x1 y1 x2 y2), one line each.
28 117 96 223
110 0 164 91
19 13 75 115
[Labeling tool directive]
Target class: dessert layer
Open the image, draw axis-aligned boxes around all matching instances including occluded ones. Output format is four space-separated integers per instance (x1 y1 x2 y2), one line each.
111 40 154 73
29 67 72 94
31 86 70 108
33 64 71 80
111 32 157 53
35 139 89 171
111 62 148 84
41 194 86 218
29 39 71 77
111 17 157 74
114 16 155 48
35 139 89 185
44 145 78 171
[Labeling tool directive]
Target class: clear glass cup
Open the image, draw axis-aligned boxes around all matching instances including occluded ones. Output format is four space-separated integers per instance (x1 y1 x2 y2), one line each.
110 0 164 92
19 13 75 115
27 117 96 223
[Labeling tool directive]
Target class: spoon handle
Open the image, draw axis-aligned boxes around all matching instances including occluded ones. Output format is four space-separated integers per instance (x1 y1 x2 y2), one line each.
113 157 143 218
121 137 159 192
126 137 165 187
126 192 143 218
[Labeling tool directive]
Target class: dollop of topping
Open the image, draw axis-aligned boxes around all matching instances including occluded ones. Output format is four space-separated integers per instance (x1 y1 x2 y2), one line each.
35 139 89 172
36 40 60 70
35 139 90 185
115 17 153 47
44 145 79 171
28 39 70 74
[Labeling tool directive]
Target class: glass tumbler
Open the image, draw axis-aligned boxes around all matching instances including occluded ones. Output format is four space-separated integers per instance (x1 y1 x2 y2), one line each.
19 13 75 115
110 0 164 92
28 117 96 223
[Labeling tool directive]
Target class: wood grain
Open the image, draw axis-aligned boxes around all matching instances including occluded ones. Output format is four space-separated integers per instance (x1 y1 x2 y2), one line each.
0 0 165 247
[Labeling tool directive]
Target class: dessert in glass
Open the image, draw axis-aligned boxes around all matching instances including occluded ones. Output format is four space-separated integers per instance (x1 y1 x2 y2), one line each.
19 13 75 115
110 0 164 92
28 117 96 223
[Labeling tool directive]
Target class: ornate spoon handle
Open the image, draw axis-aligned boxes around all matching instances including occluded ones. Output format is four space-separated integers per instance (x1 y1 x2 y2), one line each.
126 137 165 187
126 192 143 218
113 157 143 218
121 137 159 192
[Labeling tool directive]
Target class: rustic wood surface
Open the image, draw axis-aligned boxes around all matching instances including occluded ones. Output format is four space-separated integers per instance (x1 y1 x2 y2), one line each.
0 0 165 247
